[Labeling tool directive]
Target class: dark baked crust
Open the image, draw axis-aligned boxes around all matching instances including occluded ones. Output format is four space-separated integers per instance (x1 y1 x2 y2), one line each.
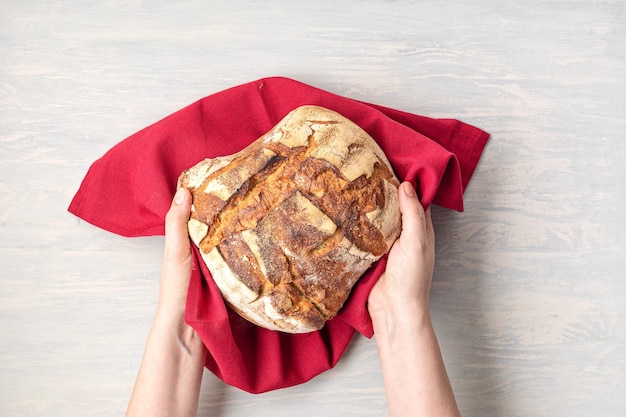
178 105 401 333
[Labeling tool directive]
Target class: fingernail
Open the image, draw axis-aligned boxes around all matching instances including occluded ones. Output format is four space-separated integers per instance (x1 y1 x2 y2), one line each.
402 182 417 198
174 188 186 205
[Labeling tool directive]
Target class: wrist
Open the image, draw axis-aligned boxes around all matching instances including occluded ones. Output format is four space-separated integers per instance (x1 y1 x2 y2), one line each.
369 289 430 324
155 300 185 325
150 309 206 358
370 301 432 342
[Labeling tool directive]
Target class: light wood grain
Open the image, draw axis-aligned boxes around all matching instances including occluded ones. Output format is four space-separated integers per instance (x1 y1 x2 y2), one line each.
1 1 625 416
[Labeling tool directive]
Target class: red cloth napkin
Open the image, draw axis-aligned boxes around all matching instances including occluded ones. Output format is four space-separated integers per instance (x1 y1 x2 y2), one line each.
68 76 489 393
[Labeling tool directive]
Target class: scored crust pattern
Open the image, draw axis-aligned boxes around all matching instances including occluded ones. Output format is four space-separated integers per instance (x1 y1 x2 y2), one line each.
178 106 401 333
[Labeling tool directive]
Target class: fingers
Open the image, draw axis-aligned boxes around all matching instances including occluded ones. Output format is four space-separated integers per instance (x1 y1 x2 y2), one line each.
367 182 435 319
158 188 193 316
423 203 434 249
397 182 430 246
163 188 192 264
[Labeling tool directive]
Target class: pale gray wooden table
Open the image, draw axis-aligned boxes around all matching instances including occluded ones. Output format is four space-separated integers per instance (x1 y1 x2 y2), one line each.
2 1 625 416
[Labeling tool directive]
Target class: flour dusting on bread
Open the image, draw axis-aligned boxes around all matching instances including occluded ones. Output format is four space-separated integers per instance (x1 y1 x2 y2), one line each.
178 105 401 333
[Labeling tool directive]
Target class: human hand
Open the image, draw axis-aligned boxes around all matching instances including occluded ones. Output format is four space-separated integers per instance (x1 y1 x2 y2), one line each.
367 181 435 326
156 187 193 323
368 182 460 417
126 187 206 417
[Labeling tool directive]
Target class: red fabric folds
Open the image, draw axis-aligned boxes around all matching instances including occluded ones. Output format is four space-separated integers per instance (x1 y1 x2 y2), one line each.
68 76 489 393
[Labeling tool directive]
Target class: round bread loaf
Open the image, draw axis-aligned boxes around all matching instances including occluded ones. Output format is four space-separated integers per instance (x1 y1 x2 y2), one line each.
178 105 401 333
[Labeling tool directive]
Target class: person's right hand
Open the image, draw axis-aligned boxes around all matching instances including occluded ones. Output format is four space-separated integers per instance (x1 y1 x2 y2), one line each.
367 182 460 417
367 181 435 327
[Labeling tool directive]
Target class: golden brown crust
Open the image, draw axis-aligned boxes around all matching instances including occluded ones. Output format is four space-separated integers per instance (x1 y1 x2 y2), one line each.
178 105 401 333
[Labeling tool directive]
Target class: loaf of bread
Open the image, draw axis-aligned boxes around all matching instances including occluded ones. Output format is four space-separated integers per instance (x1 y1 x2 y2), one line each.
178 105 401 333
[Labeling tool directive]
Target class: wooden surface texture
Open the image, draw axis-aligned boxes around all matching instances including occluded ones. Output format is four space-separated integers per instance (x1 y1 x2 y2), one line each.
1 1 625 416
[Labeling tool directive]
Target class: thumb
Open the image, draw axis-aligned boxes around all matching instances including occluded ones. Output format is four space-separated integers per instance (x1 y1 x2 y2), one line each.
397 181 427 239
163 187 192 264
158 187 193 316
